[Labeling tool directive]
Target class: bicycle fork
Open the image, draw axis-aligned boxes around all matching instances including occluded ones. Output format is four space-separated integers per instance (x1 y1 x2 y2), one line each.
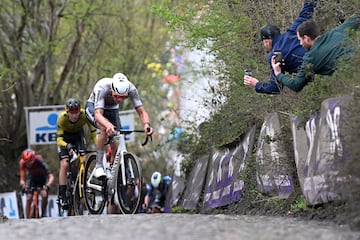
27 188 40 218
77 155 85 198
32 190 39 218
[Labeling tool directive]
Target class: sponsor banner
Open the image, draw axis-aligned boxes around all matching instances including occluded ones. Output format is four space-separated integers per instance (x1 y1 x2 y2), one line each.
291 96 352 205
291 114 314 203
165 174 185 213
29 110 61 145
181 155 209 209
203 126 255 209
0 191 21 219
119 111 135 142
0 191 100 219
21 194 60 218
256 112 294 198
25 106 135 146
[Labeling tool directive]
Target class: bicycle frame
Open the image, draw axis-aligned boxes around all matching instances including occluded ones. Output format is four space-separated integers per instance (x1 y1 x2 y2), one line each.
85 133 129 198
85 168 103 193
58 150 91 216
72 151 93 215
111 133 127 189
28 187 41 218
32 189 39 218
84 129 149 214
57 154 76 217
71 153 85 198
85 132 134 194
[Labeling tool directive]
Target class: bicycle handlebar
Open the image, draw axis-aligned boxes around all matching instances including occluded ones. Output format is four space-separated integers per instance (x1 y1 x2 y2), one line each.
21 186 44 195
67 149 96 163
104 129 152 146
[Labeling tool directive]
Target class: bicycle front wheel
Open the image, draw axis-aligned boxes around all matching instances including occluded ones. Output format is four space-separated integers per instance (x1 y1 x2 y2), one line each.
115 153 142 214
83 153 106 214
73 178 87 215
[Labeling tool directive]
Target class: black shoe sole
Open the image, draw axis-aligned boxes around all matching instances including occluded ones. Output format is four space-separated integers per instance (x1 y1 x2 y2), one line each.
96 175 107 181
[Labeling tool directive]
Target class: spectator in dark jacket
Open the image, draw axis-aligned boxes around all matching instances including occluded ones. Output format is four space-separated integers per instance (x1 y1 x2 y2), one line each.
272 11 360 92
244 0 318 94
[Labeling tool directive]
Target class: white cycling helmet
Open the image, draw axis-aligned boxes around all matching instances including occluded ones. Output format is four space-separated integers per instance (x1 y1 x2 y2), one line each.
151 171 162 188
111 72 130 96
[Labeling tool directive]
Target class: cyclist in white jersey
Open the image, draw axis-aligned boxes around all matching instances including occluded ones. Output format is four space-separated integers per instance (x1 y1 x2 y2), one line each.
85 73 153 214
85 72 153 177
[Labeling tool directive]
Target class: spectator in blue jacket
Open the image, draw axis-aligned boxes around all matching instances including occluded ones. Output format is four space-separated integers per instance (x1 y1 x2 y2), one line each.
244 0 318 94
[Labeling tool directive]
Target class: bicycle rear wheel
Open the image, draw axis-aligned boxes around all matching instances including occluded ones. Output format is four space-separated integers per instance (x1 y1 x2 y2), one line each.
115 153 142 214
83 153 106 214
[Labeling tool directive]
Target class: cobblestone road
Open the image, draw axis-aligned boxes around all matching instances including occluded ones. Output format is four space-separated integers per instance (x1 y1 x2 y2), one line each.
1 214 359 240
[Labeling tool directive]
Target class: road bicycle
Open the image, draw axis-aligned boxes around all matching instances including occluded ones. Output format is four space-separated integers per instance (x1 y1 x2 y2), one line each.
83 129 151 214
28 187 41 218
57 149 94 216
22 186 42 218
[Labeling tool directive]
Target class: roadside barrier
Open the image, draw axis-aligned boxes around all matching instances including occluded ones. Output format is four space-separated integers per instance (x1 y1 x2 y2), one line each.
179 95 355 210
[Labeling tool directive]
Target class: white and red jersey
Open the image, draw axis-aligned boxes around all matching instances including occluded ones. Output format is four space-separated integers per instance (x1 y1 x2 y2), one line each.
87 77 143 110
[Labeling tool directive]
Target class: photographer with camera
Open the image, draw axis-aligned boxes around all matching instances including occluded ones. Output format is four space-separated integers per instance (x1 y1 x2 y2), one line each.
244 0 318 94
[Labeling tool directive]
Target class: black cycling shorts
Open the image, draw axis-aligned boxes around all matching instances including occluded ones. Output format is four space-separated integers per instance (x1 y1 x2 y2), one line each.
57 131 87 160
26 175 47 193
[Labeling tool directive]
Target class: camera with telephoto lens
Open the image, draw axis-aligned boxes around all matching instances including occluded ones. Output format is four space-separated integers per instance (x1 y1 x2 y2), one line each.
273 50 282 63
244 69 252 76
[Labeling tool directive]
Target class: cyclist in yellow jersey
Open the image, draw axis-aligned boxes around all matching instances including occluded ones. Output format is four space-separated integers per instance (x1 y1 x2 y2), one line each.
56 98 97 209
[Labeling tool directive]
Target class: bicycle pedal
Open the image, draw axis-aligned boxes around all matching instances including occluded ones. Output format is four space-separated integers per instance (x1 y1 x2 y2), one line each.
106 168 112 179
98 175 107 181
127 178 135 185
61 200 70 209
62 204 70 210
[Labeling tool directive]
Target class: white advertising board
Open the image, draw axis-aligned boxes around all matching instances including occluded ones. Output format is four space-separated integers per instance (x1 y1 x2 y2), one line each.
25 106 135 146
0 191 21 219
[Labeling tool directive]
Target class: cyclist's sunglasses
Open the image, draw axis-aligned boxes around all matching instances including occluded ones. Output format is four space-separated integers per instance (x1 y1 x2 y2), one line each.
67 109 80 114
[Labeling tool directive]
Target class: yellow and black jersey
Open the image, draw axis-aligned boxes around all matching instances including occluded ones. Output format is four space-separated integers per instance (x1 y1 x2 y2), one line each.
56 109 97 148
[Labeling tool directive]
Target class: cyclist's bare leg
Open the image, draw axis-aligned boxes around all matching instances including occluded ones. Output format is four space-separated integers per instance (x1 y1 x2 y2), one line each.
25 194 32 218
59 158 69 186
96 128 107 168
40 189 48 217
107 203 118 214
109 141 118 164
151 207 160 214
58 158 69 200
